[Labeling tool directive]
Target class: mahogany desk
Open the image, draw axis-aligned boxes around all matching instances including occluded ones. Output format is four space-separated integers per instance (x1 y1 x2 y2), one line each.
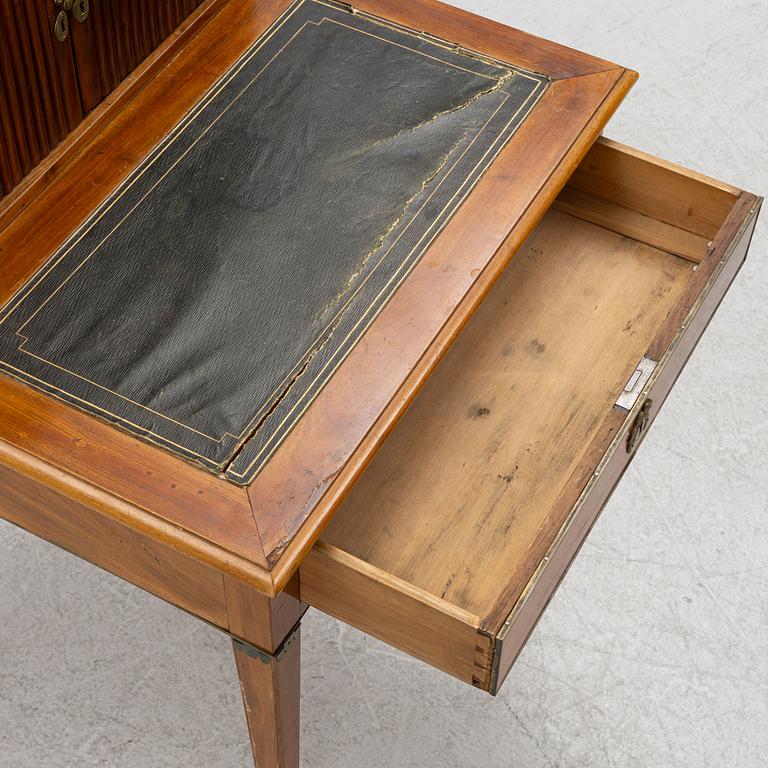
0 0 761 765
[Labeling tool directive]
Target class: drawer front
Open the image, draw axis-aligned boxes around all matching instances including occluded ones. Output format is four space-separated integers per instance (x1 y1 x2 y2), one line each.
489 196 760 692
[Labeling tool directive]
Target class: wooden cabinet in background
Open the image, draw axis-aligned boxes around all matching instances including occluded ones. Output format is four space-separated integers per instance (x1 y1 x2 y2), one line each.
0 0 82 196
0 0 205 199
70 0 206 112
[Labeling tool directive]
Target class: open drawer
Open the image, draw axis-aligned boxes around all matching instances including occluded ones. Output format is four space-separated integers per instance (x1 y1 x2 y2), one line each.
298 137 762 694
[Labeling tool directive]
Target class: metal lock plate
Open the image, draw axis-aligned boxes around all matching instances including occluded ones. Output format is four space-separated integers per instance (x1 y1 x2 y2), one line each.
616 357 657 411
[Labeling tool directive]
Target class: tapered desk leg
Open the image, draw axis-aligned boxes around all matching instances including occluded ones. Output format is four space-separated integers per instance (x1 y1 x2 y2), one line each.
233 631 301 768
225 577 304 768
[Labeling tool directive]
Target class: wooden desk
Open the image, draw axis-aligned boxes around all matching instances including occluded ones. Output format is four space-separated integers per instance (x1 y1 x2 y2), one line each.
0 0 760 765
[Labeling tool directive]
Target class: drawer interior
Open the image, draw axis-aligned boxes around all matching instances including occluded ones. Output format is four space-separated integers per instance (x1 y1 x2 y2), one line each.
299 138 753 692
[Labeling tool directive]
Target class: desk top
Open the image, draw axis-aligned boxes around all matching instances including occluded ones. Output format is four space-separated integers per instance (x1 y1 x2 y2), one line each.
0 0 547 483
0 0 635 593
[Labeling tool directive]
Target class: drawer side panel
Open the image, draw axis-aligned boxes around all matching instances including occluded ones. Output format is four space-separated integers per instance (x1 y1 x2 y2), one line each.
300 542 482 685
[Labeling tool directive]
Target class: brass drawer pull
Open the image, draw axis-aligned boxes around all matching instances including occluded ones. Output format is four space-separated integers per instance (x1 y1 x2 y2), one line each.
72 0 89 24
627 398 653 453
53 10 69 42
53 0 88 33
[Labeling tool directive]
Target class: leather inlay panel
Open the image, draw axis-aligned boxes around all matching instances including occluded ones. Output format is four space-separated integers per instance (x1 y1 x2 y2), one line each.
0 0 547 483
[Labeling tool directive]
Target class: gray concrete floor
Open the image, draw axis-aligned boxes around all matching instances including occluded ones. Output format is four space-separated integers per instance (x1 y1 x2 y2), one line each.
2 1 767 766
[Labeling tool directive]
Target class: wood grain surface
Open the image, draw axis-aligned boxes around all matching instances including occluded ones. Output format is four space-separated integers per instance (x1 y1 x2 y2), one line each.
70 0 205 112
568 138 741 240
0 0 81 195
234 632 301 768
489 197 760 692
0 458 230 627
0 0 634 594
0 0 224 227
323 206 693 615
301 541 482 684
312 139 759 690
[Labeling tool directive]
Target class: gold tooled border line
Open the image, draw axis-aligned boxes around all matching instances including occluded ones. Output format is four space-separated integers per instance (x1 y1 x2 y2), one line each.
0 0 547 472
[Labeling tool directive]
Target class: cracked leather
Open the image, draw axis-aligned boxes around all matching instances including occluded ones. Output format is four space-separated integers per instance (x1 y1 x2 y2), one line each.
0 0 547 483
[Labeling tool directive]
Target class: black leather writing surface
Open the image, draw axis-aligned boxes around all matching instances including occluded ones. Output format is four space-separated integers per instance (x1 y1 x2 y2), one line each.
0 0 547 483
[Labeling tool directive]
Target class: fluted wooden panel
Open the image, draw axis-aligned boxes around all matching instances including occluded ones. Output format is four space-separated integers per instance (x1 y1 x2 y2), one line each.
71 0 205 113
0 0 82 197
0 0 201 199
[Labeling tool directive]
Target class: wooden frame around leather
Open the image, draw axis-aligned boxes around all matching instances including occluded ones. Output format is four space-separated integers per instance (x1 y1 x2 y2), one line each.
0 0 636 596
